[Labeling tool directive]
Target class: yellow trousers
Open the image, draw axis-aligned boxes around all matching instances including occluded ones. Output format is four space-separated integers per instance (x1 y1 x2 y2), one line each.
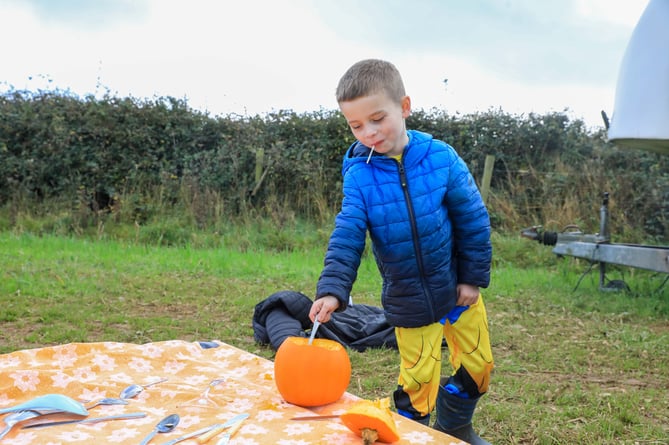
393 296 494 419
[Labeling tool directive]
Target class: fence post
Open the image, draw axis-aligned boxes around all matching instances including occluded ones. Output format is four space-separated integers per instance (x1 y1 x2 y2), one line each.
255 147 264 184
251 147 270 197
480 154 495 204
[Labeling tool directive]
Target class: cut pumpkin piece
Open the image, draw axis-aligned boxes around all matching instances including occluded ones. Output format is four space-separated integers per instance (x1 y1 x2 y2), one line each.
340 397 400 444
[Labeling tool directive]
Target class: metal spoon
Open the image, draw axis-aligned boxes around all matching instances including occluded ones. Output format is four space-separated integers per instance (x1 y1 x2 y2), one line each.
202 378 226 398
85 397 129 409
139 413 180 445
23 411 147 429
0 410 42 439
120 378 168 399
308 316 321 345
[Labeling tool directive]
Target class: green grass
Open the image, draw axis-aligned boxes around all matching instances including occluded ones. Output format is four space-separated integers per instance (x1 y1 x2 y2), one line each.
1 228 668 444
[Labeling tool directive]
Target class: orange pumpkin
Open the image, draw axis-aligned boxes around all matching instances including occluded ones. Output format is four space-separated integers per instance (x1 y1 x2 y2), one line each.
341 398 400 444
273 337 351 407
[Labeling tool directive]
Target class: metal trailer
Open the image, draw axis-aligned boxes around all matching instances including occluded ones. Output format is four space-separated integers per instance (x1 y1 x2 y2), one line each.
521 0 669 290
521 192 669 291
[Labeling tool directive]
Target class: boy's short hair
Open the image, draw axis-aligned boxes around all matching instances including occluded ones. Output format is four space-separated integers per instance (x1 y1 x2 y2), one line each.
336 59 406 104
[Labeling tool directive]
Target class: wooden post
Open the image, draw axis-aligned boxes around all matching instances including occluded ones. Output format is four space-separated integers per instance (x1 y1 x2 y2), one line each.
251 147 270 197
255 147 264 184
480 154 495 204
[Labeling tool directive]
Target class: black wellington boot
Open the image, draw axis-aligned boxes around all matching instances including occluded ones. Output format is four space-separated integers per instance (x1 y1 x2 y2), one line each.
433 384 491 445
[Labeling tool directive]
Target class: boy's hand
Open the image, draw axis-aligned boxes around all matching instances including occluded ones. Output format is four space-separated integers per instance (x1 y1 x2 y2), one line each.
309 295 340 323
456 283 480 306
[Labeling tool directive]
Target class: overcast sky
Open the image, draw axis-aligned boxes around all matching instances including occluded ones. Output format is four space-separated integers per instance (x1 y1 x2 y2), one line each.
0 0 649 128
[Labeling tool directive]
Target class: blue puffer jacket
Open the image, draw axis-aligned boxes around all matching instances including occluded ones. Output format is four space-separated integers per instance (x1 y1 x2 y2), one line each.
316 130 492 328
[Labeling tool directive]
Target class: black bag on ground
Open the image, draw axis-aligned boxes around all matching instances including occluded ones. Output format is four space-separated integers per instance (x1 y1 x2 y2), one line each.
252 290 397 352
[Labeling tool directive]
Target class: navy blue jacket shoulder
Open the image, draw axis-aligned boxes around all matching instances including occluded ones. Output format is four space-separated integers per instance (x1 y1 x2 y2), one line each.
316 130 492 328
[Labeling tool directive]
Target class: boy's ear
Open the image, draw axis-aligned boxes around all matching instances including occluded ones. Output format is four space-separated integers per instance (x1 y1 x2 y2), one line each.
401 96 411 118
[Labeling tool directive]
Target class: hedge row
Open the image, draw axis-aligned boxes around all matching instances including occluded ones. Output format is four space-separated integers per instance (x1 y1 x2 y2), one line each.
1 89 667 239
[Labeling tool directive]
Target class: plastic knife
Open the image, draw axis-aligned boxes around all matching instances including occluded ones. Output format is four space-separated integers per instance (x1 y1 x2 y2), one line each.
196 413 248 443
214 417 245 445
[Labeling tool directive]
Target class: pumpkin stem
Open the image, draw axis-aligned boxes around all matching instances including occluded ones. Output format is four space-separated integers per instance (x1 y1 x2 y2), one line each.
361 428 379 445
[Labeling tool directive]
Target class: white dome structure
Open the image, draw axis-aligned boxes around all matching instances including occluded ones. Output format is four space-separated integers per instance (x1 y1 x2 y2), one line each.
608 0 669 155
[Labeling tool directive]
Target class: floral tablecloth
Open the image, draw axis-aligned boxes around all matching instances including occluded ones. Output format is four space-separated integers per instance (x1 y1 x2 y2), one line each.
0 340 464 444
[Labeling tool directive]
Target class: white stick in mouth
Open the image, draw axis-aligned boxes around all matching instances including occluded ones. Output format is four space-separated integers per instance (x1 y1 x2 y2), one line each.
366 145 375 164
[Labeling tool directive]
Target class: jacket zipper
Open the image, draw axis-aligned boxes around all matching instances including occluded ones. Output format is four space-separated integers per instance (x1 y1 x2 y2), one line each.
397 161 436 322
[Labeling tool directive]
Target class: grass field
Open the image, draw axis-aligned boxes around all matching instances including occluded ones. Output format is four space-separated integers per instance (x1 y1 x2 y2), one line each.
1 229 668 444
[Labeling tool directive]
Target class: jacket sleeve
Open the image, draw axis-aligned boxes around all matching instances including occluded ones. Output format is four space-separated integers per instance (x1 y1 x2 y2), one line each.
445 154 492 288
316 169 368 310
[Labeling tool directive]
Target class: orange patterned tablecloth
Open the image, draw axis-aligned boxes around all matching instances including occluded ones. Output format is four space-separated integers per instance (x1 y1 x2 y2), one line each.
0 340 464 444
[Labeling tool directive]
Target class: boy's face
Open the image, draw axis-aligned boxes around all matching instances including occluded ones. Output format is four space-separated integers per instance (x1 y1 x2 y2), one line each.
339 91 411 157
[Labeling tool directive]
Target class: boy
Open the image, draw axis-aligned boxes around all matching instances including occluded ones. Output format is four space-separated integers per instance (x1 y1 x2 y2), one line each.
309 59 493 445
